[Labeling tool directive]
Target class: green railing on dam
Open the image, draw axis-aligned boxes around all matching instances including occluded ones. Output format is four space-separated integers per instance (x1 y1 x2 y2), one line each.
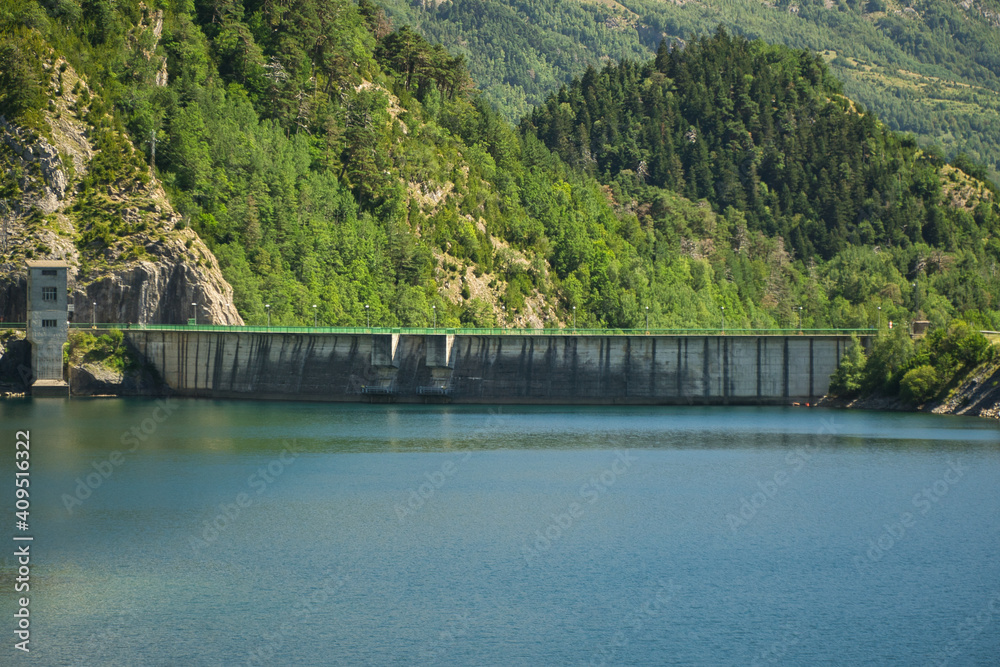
37 323 878 336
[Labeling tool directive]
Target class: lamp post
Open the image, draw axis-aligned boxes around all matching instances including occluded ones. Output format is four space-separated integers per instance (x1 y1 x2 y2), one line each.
120 284 131 326
502 305 506 327
313 304 317 328
365 303 370 329
721 306 725 334
912 282 919 315
573 306 577 330
432 305 436 329
191 302 197 325
0 199 8 254
877 306 881 330
92 302 96 329
798 306 803 333
265 304 270 328
645 305 649 332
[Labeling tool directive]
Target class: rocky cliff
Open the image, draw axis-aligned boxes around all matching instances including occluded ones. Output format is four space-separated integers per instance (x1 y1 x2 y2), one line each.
0 330 30 394
0 52 242 326
931 359 1000 419
817 348 1000 419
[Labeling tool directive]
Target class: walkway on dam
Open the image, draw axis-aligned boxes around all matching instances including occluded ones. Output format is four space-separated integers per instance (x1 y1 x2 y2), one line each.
3 322 877 337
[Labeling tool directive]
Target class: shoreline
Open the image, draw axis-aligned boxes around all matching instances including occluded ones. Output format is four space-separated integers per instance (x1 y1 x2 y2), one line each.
817 361 1000 420
2 330 997 417
2 371 996 420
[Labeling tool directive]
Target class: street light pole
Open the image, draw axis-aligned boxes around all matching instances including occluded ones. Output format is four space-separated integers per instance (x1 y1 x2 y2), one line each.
645 306 649 332
798 306 803 333
1 199 9 254
365 304 370 329
573 306 577 330
0 199 7 252
877 306 881 330
265 304 270 328
313 304 317 328
721 306 725 334
432 305 436 329
92 302 96 329
191 302 197 325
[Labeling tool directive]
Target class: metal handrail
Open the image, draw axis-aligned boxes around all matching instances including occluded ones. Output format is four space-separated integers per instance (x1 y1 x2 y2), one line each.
43 323 877 336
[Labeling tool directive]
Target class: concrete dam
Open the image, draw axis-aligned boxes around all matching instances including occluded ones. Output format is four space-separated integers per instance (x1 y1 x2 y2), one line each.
124 331 863 404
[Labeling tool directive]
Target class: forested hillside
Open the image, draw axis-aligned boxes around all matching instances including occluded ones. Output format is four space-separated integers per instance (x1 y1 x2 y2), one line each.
521 29 1000 330
1 1 999 337
380 0 1000 179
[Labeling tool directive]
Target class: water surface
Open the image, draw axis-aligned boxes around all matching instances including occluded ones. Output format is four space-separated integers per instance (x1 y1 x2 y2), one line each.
1 400 998 665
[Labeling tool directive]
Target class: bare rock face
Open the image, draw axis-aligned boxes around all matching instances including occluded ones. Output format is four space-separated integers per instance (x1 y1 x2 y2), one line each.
0 56 243 326
0 336 31 389
0 273 28 324
69 361 163 396
931 362 1000 419
76 229 242 325
0 120 67 212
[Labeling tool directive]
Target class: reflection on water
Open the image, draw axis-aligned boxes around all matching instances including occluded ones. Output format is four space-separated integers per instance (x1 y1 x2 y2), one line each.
1 399 998 665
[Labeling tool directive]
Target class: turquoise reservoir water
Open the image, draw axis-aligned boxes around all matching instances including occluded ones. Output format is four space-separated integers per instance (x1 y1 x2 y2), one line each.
1 400 998 665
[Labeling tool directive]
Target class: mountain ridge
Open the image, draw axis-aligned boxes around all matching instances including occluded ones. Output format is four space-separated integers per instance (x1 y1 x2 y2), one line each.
378 0 1000 178
0 0 997 340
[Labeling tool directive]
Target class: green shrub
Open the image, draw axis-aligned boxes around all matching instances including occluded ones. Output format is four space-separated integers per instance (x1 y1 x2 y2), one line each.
900 365 940 404
829 334 866 397
66 329 137 372
862 327 914 394
460 299 496 327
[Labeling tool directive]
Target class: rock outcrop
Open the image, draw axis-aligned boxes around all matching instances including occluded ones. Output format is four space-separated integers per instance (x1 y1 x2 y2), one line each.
931 361 1000 419
0 334 31 390
69 361 163 396
0 120 67 213
817 354 1000 419
0 54 243 326
75 240 241 325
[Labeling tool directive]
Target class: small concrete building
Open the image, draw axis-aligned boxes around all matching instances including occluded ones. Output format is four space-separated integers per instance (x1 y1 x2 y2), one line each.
25 260 70 396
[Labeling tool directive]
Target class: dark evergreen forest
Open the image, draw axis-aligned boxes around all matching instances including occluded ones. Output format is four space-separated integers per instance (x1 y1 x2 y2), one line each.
380 0 1000 179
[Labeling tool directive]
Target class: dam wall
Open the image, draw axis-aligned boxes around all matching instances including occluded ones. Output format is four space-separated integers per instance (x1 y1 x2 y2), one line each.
125 331 860 404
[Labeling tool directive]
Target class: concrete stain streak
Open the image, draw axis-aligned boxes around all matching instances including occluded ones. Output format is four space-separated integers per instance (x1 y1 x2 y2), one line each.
124 332 859 405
